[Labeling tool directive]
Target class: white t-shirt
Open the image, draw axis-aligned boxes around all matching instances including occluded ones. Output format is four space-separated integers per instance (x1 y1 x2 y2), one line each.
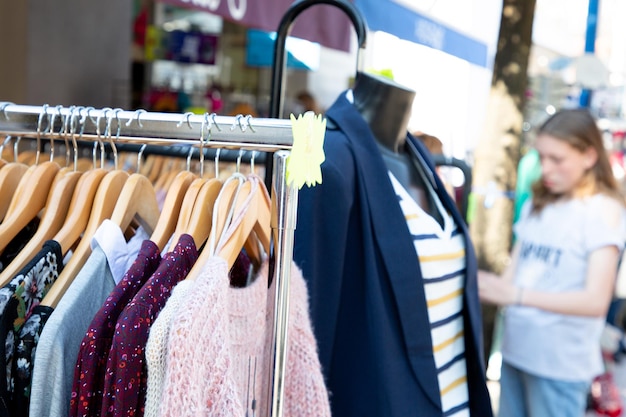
502 193 626 381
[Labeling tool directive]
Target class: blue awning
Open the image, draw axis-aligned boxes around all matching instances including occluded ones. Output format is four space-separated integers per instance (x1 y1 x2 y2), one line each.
245 29 320 71
354 0 489 68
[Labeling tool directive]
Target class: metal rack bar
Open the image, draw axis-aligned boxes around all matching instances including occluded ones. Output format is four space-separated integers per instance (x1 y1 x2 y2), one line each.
0 104 293 151
0 103 297 417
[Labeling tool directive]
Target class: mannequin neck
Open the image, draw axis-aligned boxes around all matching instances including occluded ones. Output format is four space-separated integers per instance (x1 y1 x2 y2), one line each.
352 72 416 153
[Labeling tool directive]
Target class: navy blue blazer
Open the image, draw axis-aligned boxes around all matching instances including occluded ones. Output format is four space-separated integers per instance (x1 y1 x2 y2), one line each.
293 92 493 417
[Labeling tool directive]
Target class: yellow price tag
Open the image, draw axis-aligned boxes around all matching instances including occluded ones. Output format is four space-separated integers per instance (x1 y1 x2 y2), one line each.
286 112 326 189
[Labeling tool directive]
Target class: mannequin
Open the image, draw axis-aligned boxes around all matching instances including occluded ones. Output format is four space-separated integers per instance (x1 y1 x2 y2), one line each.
292 74 493 416
352 72 442 225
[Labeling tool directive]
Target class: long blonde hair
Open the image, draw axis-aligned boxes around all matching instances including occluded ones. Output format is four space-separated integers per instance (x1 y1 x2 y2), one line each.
531 109 623 213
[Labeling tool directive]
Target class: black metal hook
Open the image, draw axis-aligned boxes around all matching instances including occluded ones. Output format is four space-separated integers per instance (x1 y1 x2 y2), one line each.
266 0 368 189
269 0 367 119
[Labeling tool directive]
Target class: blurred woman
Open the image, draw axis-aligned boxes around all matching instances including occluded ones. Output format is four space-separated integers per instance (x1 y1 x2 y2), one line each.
478 109 626 417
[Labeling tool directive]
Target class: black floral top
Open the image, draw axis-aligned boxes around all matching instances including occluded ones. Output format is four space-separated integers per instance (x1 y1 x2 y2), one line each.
0 240 63 417
0 219 40 273
12 305 53 417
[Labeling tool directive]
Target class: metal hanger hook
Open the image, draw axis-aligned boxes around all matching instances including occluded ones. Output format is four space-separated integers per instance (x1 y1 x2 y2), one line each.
125 109 147 128
250 150 257 174
0 135 12 159
79 106 95 155
69 106 83 171
210 113 221 132
0 102 15 120
176 112 194 129
96 107 112 137
110 108 124 169
14 137 22 163
236 149 244 172
137 143 147 172
80 106 96 128
238 114 247 132
45 106 60 162
52 104 68 164
62 105 75 167
92 141 99 170
186 145 194 172
231 114 244 132
35 104 50 166
214 148 221 179
63 105 75 136
81 106 97 169
97 107 113 169
245 115 256 133
198 113 209 177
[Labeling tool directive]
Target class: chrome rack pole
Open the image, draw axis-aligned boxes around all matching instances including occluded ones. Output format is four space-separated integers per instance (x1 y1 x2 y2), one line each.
265 151 298 417
0 104 293 151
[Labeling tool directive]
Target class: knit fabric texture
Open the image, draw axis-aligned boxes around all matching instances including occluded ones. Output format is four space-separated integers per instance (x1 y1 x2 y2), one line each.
144 280 193 417
159 256 331 417
144 252 252 417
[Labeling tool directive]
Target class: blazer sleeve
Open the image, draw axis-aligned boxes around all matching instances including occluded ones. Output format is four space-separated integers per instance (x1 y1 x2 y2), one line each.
293 131 356 372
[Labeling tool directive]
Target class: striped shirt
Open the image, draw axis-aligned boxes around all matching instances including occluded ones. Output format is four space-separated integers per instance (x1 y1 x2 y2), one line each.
389 172 469 417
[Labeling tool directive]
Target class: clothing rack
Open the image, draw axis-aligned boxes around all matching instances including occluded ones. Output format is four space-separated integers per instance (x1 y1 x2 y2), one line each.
0 102 298 417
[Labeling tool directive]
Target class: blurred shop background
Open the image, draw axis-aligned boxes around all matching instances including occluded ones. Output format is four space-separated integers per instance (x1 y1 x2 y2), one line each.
2 0 626 162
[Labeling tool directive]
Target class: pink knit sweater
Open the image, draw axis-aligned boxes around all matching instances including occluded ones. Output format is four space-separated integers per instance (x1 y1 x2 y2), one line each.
159 256 331 417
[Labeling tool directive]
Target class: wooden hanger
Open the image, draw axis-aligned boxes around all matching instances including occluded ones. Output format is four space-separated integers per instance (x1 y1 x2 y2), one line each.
168 177 207 251
209 175 246 251
163 160 187 190
41 169 129 308
217 176 271 269
76 157 94 173
52 155 70 168
0 141 9 166
184 174 245 281
153 158 175 193
242 176 271 266
139 154 156 178
52 168 108 256
146 155 166 184
17 150 38 165
0 162 29 222
150 170 196 252
0 161 60 253
155 160 186 195
109 173 160 237
0 137 9 170
0 168 82 285
2 164 34 220
183 177 223 250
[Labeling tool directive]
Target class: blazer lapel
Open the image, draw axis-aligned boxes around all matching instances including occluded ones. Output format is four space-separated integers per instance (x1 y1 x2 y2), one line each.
326 94 441 409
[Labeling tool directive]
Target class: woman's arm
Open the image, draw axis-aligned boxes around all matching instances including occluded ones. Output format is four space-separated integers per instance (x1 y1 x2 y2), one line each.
478 240 520 292
479 244 620 317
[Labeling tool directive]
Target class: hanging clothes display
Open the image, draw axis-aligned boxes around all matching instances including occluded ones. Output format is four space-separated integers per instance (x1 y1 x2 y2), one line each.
0 103 328 417
293 72 494 417
31 220 150 417
159 175 330 417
